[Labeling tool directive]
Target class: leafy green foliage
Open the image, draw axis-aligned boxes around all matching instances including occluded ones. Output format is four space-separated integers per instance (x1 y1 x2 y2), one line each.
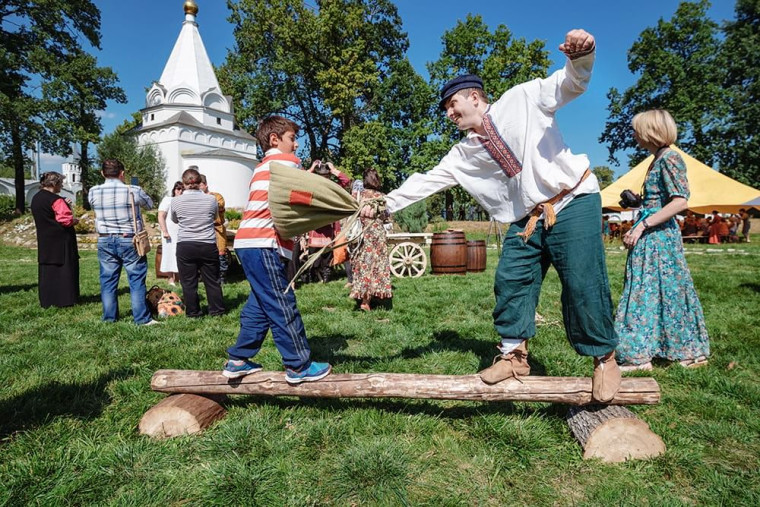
37 50 126 209
0 0 104 213
0 195 16 219
592 166 615 189
600 1 728 167
715 0 760 186
392 200 428 233
95 132 166 203
217 0 409 166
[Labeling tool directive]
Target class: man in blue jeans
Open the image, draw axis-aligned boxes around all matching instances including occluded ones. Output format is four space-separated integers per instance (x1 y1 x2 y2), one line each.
89 159 157 325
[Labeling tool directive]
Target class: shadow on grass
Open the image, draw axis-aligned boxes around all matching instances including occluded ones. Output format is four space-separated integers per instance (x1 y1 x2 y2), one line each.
224 394 569 423
0 283 37 294
739 282 760 293
78 286 130 304
311 329 548 376
0 368 134 440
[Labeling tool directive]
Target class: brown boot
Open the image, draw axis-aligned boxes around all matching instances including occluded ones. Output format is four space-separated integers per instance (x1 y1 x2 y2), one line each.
592 351 621 402
479 341 530 384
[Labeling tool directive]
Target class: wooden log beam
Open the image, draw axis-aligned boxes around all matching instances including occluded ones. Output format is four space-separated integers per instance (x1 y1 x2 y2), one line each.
151 370 660 406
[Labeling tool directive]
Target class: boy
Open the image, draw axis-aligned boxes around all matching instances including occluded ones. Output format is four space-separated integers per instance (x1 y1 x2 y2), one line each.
222 115 331 383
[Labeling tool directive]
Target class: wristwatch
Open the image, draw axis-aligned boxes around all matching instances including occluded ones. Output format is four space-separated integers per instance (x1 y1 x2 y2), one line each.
642 218 650 230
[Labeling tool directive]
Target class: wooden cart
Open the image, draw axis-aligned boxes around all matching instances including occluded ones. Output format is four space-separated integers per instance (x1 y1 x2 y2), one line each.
386 232 432 278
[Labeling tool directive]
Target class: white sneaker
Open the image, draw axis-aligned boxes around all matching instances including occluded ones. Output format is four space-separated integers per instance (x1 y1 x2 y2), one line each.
142 319 161 326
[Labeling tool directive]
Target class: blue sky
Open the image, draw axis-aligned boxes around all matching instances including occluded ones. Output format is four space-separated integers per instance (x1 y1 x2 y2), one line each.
40 0 735 177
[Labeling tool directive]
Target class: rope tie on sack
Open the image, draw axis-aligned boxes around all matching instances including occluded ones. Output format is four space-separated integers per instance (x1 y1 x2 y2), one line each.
285 196 386 293
516 169 591 242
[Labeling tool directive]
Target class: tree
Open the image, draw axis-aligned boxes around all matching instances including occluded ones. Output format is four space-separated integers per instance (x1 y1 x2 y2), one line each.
0 0 102 213
600 0 727 168
715 0 760 186
39 50 126 209
592 166 615 189
423 14 550 217
217 0 410 170
96 130 166 204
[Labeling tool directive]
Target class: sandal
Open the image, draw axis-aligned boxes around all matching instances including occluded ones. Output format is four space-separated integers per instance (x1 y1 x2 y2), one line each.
678 356 708 368
619 361 653 372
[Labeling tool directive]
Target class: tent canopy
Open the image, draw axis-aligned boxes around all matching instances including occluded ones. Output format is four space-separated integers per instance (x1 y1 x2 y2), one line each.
600 146 760 214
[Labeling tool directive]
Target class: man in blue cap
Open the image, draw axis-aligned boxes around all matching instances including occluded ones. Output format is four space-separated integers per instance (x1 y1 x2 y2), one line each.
362 29 620 402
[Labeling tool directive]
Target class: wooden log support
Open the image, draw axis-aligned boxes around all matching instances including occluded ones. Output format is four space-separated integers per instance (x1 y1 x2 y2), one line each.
139 393 226 438
151 370 660 406
566 405 666 462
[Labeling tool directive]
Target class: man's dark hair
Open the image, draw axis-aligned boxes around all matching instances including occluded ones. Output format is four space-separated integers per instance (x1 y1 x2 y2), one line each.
102 159 125 178
363 167 381 191
256 115 300 152
182 167 202 190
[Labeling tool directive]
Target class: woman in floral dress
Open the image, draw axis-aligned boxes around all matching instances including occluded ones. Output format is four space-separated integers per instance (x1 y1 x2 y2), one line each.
350 167 392 311
616 109 710 371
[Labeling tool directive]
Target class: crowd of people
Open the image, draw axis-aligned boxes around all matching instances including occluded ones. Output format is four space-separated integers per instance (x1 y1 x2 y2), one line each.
32 28 752 399
604 209 751 244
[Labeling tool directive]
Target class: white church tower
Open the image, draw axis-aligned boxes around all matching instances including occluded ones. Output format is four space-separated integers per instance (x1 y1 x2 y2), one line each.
137 0 258 208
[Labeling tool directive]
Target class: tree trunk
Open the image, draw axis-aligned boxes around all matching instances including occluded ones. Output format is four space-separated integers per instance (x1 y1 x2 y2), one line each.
151 370 661 406
566 404 666 462
11 122 26 214
79 141 91 210
139 393 226 438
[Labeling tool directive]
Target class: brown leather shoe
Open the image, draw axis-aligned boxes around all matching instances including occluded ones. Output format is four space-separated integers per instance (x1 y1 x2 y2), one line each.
479 341 530 384
592 351 621 402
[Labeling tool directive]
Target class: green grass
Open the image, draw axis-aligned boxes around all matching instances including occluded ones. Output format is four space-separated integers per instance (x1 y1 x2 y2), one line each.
1 238 759 505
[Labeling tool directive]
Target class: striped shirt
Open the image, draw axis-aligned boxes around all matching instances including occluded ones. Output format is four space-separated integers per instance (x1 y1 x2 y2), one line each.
89 178 153 234
233 149 297 258
170 189 218 243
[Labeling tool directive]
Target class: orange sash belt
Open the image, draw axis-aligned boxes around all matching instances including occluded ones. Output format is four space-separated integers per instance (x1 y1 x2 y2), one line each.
516 169 592 242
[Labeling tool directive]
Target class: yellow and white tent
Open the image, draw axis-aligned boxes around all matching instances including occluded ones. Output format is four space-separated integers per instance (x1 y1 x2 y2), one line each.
601 146 760 214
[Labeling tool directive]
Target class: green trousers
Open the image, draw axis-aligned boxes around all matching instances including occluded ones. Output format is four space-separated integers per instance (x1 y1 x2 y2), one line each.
493 193 618 357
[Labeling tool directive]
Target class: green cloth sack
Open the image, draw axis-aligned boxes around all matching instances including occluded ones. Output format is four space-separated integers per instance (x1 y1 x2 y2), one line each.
268 162 359 238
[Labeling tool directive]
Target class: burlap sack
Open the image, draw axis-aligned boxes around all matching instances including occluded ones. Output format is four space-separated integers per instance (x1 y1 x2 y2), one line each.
268 162 359 238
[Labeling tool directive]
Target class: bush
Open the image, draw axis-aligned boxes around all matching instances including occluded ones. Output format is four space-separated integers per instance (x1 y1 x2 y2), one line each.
0 195 15 219
393 200 428 233
144 211 158 225
429 215 449 233
225 209 242 221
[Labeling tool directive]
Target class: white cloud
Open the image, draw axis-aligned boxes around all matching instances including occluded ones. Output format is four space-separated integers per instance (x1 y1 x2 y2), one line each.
96 110 117 119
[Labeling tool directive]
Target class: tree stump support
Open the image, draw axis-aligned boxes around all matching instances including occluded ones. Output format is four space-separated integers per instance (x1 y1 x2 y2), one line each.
139 393 226 439
566 404 666 462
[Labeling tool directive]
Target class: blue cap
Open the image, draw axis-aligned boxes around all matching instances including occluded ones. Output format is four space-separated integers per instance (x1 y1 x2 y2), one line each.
439 74 483 109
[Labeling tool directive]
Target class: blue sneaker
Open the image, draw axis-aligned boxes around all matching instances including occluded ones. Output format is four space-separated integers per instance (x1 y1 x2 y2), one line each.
285 362 332 384
222 359 263 379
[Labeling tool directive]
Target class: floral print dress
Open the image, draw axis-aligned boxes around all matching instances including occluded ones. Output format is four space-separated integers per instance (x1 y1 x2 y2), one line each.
349 189 392 301
614 149 710 365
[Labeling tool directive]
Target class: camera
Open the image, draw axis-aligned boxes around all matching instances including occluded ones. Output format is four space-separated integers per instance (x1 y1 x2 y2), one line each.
619 189 642 209
313 160 330 176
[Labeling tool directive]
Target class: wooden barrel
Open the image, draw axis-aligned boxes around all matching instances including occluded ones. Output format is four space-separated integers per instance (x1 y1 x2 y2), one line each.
430 230 467 275
155 244 169 278
466 240 487 272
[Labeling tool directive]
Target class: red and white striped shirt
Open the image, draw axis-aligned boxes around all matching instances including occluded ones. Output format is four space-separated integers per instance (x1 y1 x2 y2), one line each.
233 149 298 259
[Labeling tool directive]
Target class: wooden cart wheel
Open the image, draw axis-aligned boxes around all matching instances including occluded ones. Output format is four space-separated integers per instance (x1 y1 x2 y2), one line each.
389 242 426 278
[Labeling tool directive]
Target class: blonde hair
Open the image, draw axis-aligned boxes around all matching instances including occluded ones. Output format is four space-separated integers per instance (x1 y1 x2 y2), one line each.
632 109 677 147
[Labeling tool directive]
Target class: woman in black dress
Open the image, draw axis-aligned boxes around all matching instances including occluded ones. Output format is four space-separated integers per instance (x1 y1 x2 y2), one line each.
30 172 80 308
